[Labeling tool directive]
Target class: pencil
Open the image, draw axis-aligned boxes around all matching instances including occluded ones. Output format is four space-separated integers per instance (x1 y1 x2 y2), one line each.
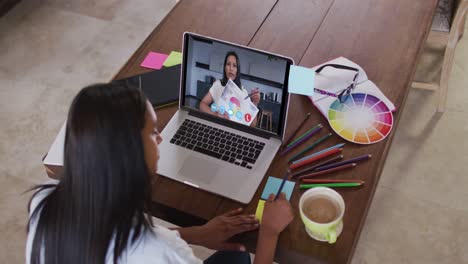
290 155 344 178
288 133 332 162
280 125 322 156
314 154 372 171
244 88 260 99
290 148 343 170
275 170 290 200
287 123 321 148
282 112 311 146
297 163 356 180
299 182 363 189
301 179 364 184
291 143 346 165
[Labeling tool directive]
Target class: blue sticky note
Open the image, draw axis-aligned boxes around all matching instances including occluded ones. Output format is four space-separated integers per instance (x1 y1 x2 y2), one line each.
288 65 315 96
261 176 295 201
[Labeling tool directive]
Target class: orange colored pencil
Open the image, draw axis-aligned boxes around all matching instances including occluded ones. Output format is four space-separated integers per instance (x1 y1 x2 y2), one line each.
289 148 343 170
297 163 356 180
301 179 364 184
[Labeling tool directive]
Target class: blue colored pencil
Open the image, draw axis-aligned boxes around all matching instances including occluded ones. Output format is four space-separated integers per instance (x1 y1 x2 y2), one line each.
314 154 372 171
290 143 346 164
280 125 323 156
275 170 290 200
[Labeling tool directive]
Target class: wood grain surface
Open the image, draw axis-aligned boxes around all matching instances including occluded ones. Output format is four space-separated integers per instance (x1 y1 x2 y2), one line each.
99 0 439 263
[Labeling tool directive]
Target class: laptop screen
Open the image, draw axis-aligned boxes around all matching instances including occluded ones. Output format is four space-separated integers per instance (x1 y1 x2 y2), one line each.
181 33 293 137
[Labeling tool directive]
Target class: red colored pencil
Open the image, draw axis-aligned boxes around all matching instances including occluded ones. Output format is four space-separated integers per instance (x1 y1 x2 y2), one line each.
290 155 344 178
289 148 343 170
301 179 364 184
298 163 356 180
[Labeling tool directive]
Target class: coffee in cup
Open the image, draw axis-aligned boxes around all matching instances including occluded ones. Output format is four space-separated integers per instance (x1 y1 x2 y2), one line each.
299 187 345 243
302 196 340 223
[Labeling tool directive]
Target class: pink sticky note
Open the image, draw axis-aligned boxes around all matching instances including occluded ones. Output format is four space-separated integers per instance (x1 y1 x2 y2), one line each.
140 52 168 70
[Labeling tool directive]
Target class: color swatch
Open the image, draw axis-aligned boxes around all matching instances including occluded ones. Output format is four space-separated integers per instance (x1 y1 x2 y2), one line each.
163 51 183 67
328 93 393 144
288 65 315 96
255 200 266 223
140 51 168 70
260 176 295 201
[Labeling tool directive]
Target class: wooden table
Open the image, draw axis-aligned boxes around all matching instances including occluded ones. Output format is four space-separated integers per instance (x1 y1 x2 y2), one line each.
50 0 439 263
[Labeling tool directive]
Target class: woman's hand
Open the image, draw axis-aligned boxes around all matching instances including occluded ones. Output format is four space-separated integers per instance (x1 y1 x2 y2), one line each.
250 88 261 106
218 111 230 119
260 193 294 237
197 208 259 251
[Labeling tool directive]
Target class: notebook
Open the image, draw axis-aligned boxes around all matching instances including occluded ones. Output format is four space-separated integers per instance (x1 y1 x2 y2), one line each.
119 64 180 108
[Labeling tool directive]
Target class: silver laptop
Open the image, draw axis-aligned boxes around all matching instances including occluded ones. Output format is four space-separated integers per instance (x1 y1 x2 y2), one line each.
157 32 294 204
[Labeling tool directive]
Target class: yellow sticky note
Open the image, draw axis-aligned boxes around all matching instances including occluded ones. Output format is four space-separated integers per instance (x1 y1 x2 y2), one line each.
255 200 266 223
163 51 183 67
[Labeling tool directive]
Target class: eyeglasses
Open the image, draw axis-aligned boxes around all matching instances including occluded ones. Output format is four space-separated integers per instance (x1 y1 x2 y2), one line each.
314 64 359 103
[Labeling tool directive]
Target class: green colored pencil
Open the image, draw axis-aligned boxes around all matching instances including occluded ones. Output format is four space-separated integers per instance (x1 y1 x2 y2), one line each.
300 182 363 189
287 124 322 147
288 133 332 162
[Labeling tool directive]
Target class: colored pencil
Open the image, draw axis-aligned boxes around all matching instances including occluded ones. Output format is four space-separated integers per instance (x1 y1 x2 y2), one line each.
291 143 346 164
280 125 322 156
300 182 363 189
314 154 372 171
282 113 311 147
290 148 343 170
301 179 364 184
286 124 322 148
291 155 344 178
288 133 332 162
275 170 290 200
298 163 356 180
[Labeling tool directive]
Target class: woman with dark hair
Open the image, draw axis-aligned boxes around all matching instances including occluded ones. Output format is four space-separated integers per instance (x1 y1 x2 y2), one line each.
200 51 261 126
26 81 293 264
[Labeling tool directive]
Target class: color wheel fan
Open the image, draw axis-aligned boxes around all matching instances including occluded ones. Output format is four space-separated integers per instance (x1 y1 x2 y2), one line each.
327 93 393 144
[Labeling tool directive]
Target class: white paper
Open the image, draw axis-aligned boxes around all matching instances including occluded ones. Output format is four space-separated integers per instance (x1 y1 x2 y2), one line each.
212 80 259 126
43 121 66 166
309 57 395 117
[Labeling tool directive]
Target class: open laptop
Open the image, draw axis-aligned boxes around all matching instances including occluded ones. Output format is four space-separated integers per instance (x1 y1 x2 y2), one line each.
157 32 294 204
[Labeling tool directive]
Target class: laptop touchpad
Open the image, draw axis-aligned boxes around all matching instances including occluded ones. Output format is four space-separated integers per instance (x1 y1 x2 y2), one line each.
178 156 217 184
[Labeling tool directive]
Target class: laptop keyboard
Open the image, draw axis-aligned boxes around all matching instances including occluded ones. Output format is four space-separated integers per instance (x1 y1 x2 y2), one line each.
169 119 265 169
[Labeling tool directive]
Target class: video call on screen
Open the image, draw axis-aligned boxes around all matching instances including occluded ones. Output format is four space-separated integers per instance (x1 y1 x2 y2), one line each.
184 35 288 135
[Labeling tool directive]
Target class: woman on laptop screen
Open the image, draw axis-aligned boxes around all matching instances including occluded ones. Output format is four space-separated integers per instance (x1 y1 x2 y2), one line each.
26 81 293 264
200 51 261 127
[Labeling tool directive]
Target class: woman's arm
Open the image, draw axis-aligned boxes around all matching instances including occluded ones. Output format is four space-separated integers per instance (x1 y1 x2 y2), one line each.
173 208 258 251
253 193 294 264
251 116 258 128
199 92 215 115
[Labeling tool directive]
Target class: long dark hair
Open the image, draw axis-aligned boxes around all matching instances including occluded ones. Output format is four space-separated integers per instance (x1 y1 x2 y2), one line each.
27 81 154 264
221 51 242 88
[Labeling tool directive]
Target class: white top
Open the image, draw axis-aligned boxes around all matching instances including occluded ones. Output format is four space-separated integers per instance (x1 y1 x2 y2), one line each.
26 182 203 264
209 80 248 100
